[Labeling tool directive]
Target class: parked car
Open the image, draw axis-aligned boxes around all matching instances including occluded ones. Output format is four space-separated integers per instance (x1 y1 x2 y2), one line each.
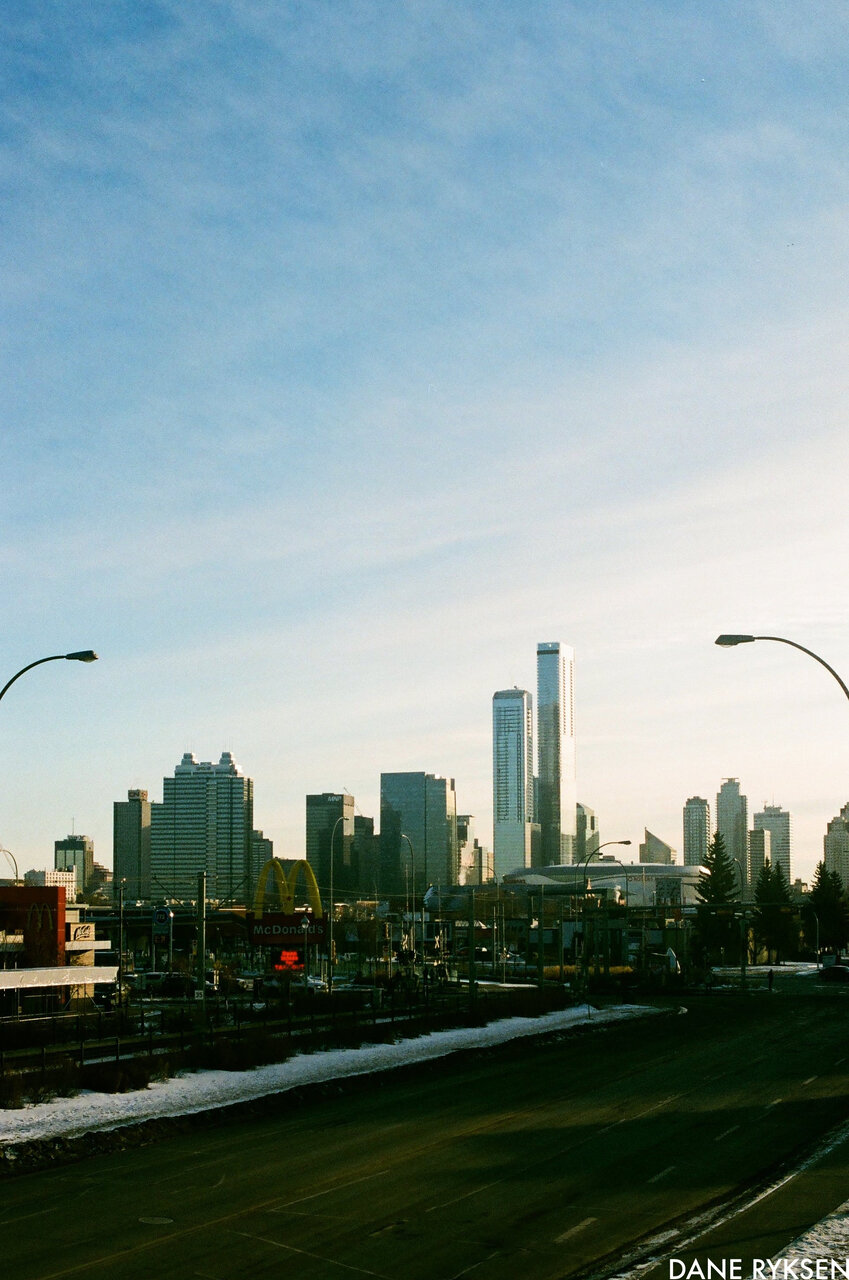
817 964 849 983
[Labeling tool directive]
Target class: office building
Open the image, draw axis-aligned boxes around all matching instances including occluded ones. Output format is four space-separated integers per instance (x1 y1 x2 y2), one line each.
113 788 151 901
575 803 599 863
24 867 77 900
748 827 771 891
753 803 792 884
492 688 538 878
54 835 94 895
380 772 459 893
824 803 849 888
716 779 748 877
639 830 675 865
150 751 254 904
306 793 355 896
353 815 380 896
537 641 577 865
683 797 710 867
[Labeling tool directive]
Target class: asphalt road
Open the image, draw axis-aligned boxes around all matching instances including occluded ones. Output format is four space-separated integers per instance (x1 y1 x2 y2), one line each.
2 992 849 1280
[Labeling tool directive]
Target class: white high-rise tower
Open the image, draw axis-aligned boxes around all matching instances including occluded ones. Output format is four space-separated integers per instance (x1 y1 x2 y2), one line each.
492 688 537 879
537 642 577 865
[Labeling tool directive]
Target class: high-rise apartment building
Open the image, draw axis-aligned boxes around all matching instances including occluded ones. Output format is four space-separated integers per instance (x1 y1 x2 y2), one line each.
824 803 849 888
150 751 254 904
683 797 710 867
754 803 792 883
716 779 748 878
113 788 151 901
492 688 538 879
306 793 355 896
380 772 458 892
537 642 577 865
54 835 94 895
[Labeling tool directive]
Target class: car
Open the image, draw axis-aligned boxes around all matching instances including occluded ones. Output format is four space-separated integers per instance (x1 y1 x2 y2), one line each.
816 964 849 983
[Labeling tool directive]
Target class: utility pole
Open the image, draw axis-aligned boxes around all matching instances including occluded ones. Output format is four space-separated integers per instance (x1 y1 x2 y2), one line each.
196 871 206 1007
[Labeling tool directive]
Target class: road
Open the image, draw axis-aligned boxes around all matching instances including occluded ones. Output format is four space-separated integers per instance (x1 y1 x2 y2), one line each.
1 992 848 1280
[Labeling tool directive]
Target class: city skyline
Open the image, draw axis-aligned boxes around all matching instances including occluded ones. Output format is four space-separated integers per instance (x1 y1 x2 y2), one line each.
4 6 849 884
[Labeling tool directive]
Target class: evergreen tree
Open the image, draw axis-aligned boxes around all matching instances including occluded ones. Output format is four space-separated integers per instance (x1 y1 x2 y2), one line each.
754 861 797 962
694 831 740 965
807 862 849 955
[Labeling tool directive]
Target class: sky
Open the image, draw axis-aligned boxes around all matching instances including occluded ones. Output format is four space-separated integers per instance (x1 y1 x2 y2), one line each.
3 1 849 885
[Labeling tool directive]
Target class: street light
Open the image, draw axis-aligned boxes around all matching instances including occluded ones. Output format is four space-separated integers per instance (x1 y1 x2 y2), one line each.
715 635 849 703
327 813 346 994
400 834 416 964
0 650 98 705
578 841 631 983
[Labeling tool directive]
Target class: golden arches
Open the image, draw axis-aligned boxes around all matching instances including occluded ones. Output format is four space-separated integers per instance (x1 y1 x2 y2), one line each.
253 858 323 919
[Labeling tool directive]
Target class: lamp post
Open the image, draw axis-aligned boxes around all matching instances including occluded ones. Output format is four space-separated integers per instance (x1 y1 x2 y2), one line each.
400 834 415 964
327 813 346 993
732 857 748 988
0 650 98 705
578 841 631 982
715 635 849 703
301 913 310 988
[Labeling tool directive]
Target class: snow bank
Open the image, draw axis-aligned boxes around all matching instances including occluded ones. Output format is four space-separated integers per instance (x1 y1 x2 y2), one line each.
0 1002 656 1146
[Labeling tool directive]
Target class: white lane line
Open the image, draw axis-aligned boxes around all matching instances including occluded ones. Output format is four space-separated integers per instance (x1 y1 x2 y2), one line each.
803 1076 818 1086
426 1180 501 1213
556 1216 597 1244
0 1207 59 1226
234 1230 391 1278
764 1099 782 1111
599 1093 683 1134
648 1166 675 1184
450 1251 500 1278
714 1125 740 1142
271 1170 389 1210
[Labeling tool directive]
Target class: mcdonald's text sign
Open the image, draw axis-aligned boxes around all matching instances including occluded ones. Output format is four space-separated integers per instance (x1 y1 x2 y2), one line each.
248 913 326 947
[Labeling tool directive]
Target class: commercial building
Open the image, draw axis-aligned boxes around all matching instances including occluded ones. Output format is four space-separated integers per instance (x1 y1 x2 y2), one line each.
150 751 255 904
575 803 599 864
54 835 94 895
113 788 151 901
380 772 459 893
24 867 77 900
639 830 676 865
537 641 577 865
716 779 748 876
753 804 792 883
683 797 710 867
305 793 355 896
492 688 538 878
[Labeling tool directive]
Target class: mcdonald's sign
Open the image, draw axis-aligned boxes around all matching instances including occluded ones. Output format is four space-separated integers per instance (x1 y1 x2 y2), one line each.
248 859 326 948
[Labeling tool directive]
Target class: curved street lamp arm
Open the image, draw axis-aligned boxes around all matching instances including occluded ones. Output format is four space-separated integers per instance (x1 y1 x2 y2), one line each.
0 655 67 704
752 636 849 705
0 651 99 705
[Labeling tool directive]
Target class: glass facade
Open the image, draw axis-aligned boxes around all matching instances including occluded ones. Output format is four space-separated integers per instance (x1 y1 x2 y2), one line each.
380 771 458 893
492 688 536 879
537 642 577 865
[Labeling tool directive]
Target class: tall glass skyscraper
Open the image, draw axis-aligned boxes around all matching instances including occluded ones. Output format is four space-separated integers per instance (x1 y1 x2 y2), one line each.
754 803 792 883
492 688 537 879
683 796 710 867
716 778 748 882
537 641 577 865
380 772 458 892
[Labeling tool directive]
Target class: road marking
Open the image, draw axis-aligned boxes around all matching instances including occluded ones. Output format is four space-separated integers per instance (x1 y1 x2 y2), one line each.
648 1166 675 1184
450 1251 500 1278
599 1093 682 1134
234 1230 391 1277
836 1058 846 1067
0 1207 59 1226
714 1125 740 1142
556 1216 597 1243
426 1180 501 1213
271 1170 389 1210
764 1099 782 1111
803 1076 818 1085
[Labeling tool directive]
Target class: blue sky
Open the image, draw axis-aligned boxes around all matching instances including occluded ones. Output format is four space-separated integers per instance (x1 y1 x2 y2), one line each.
4 1 849 883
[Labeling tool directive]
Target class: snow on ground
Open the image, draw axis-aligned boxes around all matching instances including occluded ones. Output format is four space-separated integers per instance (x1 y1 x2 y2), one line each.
772 1199 849 1267
0 1003 656 1147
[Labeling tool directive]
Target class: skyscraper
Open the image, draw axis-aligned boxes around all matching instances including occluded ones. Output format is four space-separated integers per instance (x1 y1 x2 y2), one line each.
380 772 458 892
54 834 94 895
537 642 577 865
683 797 710 867
113 788 151 901
716 779 747 878
639 830 675 864
492 688 537 879
150 751 254 904
748 827 771 890
306 793 355 895
754 803 792 883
